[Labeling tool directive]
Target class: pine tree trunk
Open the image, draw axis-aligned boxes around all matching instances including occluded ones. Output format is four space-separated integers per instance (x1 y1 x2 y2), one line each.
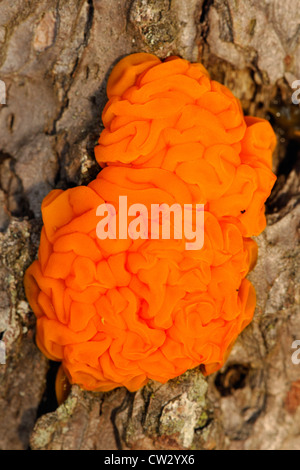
0 0 299 450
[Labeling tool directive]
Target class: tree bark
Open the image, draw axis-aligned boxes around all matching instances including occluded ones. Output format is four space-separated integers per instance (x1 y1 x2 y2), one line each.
0 0 299 450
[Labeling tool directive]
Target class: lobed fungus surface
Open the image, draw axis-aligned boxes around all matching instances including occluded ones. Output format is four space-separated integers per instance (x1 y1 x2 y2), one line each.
24 53 276 393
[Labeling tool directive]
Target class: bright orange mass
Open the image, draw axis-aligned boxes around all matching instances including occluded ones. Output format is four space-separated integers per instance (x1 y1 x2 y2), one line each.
24 53 277 393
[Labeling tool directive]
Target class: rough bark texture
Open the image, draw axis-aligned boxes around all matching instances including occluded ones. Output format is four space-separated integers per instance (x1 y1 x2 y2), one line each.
0 0 299 450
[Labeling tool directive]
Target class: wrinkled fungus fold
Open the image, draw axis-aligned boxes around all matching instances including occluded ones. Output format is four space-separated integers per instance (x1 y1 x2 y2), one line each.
24 53 276 393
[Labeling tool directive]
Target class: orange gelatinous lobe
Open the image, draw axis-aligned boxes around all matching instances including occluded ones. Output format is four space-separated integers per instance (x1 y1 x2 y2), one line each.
24 53 276 393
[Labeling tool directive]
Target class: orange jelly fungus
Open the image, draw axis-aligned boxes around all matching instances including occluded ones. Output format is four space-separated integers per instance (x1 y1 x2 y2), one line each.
24 53 277 393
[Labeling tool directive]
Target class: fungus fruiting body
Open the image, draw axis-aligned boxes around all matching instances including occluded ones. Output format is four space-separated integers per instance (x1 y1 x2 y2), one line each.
24 53 276 393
